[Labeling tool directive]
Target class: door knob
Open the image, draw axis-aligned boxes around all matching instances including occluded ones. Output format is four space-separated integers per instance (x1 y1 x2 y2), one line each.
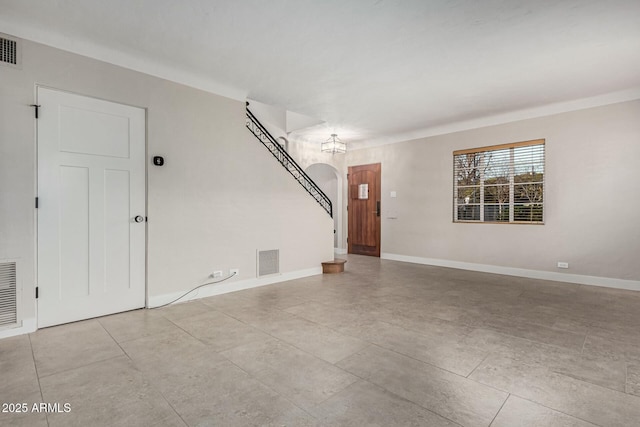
134 215 144 223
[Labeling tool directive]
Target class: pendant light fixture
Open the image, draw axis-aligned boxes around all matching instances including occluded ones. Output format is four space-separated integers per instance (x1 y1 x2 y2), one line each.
321 133 346 154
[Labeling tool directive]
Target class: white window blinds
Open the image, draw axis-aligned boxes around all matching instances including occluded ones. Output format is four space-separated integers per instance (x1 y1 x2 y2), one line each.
453 139 545 223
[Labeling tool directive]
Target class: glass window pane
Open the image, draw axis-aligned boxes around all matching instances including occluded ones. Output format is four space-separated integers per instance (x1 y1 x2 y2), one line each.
513 144 544 183
483 149 510 182
484 174 510 185
484 185 509 203
454 142 544 224
457 204 480 221
514 183 543 203
514 170 543 183
514 145 544 163
514 204 543 222
457 186 480 204
455 154 480 185
484 205 509 222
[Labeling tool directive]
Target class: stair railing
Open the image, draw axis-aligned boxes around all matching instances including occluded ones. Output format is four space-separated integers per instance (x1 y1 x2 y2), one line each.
246 107 333 217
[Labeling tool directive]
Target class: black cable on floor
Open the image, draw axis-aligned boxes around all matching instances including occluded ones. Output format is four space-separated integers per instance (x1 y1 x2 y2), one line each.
150 272 237 309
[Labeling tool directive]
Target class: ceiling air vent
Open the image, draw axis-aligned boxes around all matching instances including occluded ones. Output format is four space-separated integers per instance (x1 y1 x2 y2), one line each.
0 33 21 68
257 249 279 277
0 262 17 327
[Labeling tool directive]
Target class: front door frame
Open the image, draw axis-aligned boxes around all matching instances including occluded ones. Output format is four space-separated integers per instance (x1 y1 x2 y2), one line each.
347 162 381 257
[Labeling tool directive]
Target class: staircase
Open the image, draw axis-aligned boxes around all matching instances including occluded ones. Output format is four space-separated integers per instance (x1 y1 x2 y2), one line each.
246 106 333 218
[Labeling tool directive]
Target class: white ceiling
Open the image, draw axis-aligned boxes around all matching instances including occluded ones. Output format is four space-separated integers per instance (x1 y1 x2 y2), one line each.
2 0 640 147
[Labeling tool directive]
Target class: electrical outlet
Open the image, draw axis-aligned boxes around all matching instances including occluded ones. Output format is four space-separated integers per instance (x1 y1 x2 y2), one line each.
557 262 569 269
210 271 223 278
230 268 239 276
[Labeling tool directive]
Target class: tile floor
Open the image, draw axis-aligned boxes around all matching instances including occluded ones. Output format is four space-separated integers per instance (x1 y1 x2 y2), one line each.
2 255 640 426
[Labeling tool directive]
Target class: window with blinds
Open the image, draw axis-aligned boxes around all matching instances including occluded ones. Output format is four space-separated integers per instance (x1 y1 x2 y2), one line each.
453 139 545 224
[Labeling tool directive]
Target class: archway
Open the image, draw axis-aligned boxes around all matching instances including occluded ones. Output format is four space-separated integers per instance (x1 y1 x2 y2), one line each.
305 163 343 252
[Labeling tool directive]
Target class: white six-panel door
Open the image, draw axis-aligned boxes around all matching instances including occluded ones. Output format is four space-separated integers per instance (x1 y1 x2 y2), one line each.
37 88 146 327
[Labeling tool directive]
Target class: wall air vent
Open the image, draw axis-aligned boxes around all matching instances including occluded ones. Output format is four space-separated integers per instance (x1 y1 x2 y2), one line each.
0 33 21 68
0 262 17 327
257 249 279 277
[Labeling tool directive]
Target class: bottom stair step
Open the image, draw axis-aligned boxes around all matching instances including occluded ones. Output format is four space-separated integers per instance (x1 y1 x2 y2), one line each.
321 259 347 274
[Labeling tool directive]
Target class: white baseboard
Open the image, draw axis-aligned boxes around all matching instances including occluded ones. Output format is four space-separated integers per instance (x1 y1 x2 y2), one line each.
148 267 322 308
0 317 37 340
0 268 323 339
381 252 640 292
334 248 347 255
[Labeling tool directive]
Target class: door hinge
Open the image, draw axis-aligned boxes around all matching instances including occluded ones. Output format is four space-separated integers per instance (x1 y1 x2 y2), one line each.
35 197 39 208
35 286 39 299
30 104 41 119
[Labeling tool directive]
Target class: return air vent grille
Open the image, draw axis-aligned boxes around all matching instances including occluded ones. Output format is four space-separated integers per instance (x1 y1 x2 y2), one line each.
0 262 17 326
0 34 20 67
258 249 279 277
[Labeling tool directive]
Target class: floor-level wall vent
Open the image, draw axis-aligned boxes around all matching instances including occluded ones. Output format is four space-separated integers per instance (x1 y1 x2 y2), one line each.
0 33 21 68
257 249 279 277
0 262 17 326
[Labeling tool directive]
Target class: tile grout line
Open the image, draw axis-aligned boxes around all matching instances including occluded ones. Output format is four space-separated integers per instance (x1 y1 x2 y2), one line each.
625 363 628 395
271 299 502 382
216 350 321 424
157 300 365 406
28 333 49 427
580 329 589 355
510 394 605 427
463 326 631 393
470 325 585 355
206 302 368 367
359 341 510 400
97 318 190 427
97 318 133 361
189 304 366 422
549 370 628 396
475 315 586 352
34 320 128 380
144 386 189 427
372 380 466 427
471 350 632 399
332 344 474 427
36 345 128 379
466 351 491 379
282 297 589 371
470 361 631 427
318 376 466 427
488 393 510 427
99 311 185 345
160 311 216 348
162 304 287 353
283 309 476 374
367 340 476 379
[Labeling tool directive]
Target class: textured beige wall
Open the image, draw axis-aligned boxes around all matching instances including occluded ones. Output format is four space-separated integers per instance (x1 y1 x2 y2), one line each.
347 101 640 281
0 40 333 329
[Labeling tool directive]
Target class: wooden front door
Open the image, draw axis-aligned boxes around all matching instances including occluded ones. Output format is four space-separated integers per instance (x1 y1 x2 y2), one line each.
348 163 381 257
